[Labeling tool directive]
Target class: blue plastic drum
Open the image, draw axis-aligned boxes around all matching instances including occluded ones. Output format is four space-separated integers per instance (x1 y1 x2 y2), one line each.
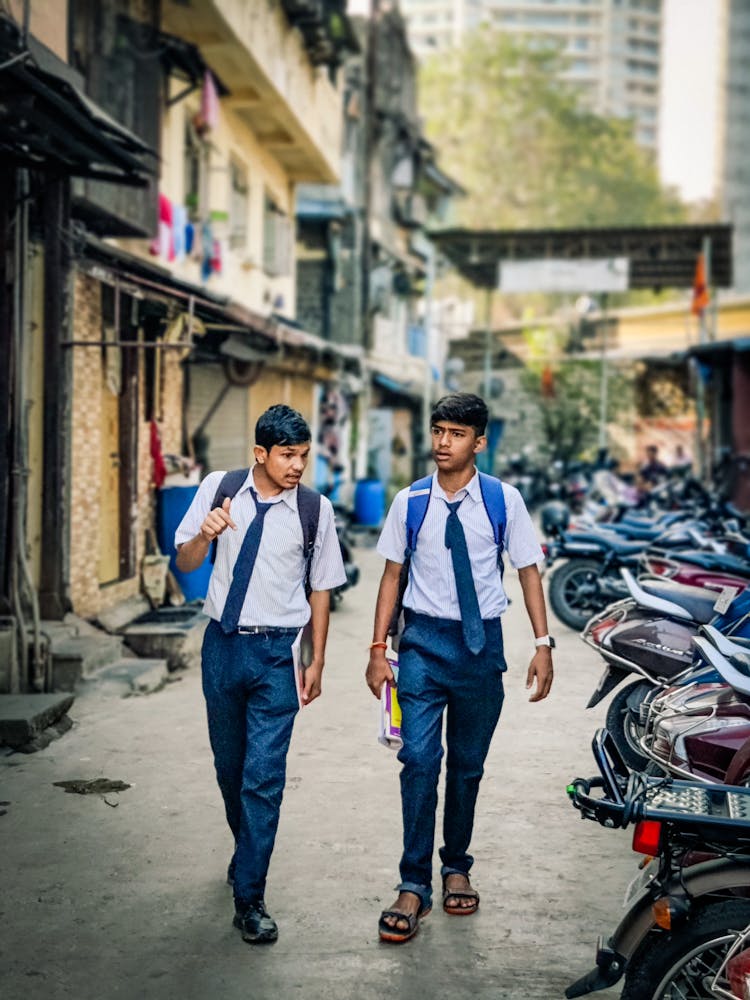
157 485 213 602
354 478 386 527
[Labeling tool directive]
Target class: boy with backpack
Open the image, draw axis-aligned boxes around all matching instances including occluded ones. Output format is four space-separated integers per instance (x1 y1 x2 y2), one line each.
175 405 346 944
365 393 554 943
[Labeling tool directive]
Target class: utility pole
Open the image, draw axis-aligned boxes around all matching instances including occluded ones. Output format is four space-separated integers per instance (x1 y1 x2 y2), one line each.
361 0 379 354
695 235 712 482
598 292 609 451
421 242 436 476
482 287 493 402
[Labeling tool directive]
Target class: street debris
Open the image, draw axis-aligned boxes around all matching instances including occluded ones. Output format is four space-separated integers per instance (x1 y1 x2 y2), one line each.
53 778 131 807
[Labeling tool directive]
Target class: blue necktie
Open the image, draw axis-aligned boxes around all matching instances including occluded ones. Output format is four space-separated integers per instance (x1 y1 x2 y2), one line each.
220 488 273 634
444 499 485 655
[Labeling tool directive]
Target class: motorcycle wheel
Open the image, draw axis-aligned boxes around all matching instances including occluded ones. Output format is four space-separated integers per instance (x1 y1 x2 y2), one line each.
548 559 604 631
605 680 652 771
621 898 750 1000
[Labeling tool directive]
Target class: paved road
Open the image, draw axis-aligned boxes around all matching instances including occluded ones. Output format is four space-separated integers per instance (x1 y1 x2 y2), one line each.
1 545 635 1000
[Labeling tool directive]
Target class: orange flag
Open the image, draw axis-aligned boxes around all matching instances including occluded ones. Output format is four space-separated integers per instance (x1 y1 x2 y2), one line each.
691 253 710 315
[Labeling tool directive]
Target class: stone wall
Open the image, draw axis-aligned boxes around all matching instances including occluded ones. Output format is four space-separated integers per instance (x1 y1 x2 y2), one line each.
69 272 185 618
69 273 105 617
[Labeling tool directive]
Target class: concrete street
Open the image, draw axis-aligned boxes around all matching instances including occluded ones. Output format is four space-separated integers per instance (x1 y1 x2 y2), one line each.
1 544 635 1000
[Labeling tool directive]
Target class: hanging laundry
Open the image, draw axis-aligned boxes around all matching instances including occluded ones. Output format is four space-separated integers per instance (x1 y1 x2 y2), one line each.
150 420 168 489
200 219 214 282
194 70 219 136
211 238 223 275
172 205 187 262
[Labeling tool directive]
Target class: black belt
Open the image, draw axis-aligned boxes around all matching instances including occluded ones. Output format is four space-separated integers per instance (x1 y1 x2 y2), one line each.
403 609 502 627
235 625 301 636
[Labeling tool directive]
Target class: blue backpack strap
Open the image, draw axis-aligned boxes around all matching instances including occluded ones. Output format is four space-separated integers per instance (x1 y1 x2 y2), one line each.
210 468 250 511
209 468 249 564
477 472 507 567
405 474 433 554
387 475 432 639
296 483 322 595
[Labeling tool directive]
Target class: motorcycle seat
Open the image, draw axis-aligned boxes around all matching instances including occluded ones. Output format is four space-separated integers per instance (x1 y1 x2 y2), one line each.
652 548 750 577
564 532 644 555
605 524 664 542
640 579 719 624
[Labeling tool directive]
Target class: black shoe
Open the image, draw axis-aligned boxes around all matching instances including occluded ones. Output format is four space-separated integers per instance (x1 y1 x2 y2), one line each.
233 900 278 944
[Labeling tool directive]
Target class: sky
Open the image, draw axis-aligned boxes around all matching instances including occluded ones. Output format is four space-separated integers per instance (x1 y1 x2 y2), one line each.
658 0 721 204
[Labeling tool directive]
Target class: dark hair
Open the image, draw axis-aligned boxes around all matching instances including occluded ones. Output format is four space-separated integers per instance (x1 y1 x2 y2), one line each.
255 405 311 450
431 393 488 436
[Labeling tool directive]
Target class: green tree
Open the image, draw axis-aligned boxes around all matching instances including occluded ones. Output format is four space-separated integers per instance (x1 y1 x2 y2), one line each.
521 361 634 465
420 33 684 229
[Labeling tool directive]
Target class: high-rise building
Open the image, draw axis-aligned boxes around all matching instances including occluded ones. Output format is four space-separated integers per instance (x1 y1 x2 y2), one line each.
401 0 663 152
717 0 750 291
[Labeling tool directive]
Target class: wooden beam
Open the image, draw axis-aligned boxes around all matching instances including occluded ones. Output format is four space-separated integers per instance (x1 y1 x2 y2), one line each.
224 88 262 109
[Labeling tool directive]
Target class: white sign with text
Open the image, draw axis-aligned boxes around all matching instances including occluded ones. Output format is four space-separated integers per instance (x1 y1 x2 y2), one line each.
498 257 630 293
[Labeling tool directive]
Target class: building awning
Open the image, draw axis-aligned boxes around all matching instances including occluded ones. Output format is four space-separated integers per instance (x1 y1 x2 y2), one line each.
688 337 750 361
371 370 421 401
77 233 362 371
0 16 154 185
296 194 349 222
430 224 734 291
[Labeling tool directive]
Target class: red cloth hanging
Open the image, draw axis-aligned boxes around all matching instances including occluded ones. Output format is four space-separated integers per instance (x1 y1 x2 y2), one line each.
150 420 168 488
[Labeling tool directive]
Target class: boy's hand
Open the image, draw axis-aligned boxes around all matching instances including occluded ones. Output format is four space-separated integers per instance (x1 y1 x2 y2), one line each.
301 659 324 705
200 497 237 541
365 649 395 698
526 648 553 702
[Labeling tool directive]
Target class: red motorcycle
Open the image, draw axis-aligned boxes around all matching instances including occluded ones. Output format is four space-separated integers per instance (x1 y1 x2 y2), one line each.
583 570 750 769
640 626 750 786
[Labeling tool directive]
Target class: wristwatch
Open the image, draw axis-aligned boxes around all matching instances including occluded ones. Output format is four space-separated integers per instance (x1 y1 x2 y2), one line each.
534 635 556 649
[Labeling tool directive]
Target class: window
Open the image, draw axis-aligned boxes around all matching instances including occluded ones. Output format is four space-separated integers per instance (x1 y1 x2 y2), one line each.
229 159 249 250
263 195 292 277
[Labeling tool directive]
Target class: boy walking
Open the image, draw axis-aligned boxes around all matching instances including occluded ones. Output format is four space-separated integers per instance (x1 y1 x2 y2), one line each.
176 405 346 944
365 393 553 942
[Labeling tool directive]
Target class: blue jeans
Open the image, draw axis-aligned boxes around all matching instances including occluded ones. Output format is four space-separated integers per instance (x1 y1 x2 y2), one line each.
201 619 300 905
395 610 506 907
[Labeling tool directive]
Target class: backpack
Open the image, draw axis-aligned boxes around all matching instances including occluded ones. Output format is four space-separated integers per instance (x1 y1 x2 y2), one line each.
209 469 321 594
387 472 507 643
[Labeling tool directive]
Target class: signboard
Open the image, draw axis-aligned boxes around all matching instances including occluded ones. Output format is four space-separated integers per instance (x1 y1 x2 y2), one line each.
498 257 630 293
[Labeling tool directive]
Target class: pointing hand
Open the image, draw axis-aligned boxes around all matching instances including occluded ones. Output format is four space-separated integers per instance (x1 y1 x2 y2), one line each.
200 496 237 542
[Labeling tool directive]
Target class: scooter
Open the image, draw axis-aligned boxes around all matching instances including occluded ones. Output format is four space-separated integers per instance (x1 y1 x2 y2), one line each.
566 728 750 999
583 570 750 769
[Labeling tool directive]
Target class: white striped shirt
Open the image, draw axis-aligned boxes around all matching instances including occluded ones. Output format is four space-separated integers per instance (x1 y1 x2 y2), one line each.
377 470 543 620
175 469 347 627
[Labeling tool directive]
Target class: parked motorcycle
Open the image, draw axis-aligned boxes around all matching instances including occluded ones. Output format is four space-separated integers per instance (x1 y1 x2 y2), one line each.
330 502 360 609
501 452 549 512
566 728 750 999
583 569 750 769
543 506 741 631
710 921 750 997
639 625 750 784
543 479 750 629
